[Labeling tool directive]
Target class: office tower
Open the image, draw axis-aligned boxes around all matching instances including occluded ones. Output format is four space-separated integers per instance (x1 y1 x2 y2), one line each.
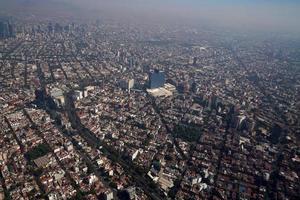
0 20 14 38
193 57 197 66
178 81 190 93
48 23 53 34
54 23 62 33
143 64 150 73
0 21 8 38
149 69 165 89
119 79 135 92
128 57 134 68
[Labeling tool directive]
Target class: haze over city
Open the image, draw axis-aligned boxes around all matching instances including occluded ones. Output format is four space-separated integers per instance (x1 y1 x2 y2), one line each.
1 0 300 34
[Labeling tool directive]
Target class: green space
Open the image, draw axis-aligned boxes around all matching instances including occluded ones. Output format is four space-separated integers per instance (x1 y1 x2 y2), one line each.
173 124 201 142
25 143 51 161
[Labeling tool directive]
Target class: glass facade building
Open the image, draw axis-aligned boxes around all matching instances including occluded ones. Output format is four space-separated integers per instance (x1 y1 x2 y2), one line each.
149 69 165 89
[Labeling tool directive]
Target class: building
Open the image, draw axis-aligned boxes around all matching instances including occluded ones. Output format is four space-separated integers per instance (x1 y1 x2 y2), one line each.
83 86 95 97
50 88 65 106
126 186 136 200
193 57 198 66
74 90 83 100
119 79 135 92
128 57 134 68
0 19 14 38
147 83 176 97
33 155 50 168
178 81 190 93
149 69 165 89
104 191 114 200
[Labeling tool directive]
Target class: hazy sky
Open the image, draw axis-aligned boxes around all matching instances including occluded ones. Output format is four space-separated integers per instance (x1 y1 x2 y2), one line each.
65 0 300 32
1 0 300 33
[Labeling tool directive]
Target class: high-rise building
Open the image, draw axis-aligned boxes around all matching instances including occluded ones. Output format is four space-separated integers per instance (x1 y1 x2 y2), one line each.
149 69 165 89
0 19 14 38
178 81 190 93
119 79 135 92
48 23 53 34
0 21 7 38
143 64 150 73
193 57 197 66
128 57 134 68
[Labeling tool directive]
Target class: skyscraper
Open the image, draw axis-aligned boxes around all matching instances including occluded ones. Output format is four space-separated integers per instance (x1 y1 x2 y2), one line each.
128 57 134 68
149 69 165 89
119 78 135 92
0 19 14 38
